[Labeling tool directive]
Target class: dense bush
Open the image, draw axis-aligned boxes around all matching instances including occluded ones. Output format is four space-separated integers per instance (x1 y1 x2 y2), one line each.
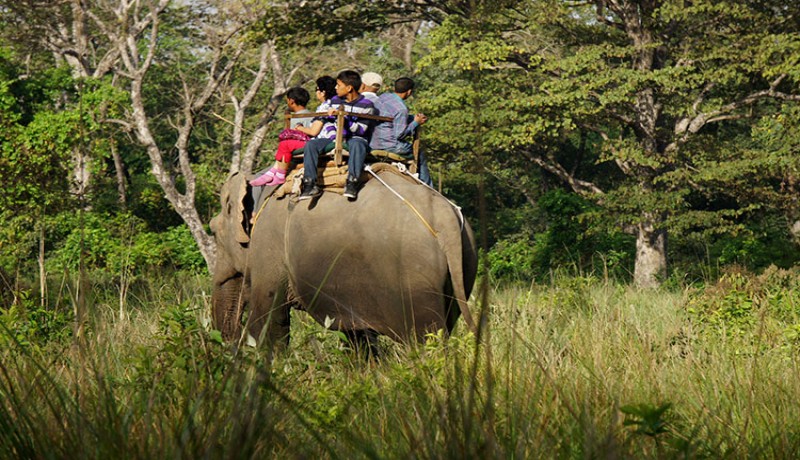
486 189 634 283
0 291 73 348
712 218 800 270
686 265 800 348
130 303 231 404
486 236 537 281
46 211 206 276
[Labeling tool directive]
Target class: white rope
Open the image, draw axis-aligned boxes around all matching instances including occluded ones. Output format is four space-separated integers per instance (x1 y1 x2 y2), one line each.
366 164 407 201
388 162 466 232
365 164 438 237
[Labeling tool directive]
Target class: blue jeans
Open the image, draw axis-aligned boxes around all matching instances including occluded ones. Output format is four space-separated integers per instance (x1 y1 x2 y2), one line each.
302 137 369 182
417 150 431 186
379 142 431 186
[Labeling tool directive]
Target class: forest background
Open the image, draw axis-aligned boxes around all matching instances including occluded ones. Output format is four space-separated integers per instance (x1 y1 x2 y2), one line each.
0 0 800 456
2 0 800 292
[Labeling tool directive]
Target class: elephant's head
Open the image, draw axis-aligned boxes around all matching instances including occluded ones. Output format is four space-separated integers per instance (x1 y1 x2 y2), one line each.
210 172 254 339
210 172 253 272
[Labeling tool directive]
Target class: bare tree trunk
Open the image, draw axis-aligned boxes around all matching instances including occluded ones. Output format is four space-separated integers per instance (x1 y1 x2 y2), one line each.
64 0 89 78
783 174 800 246
234 41 302 175
634 214 667 288
230 41 295 175
628 2 666 288
114 0 220 271
385 21 421 71
791 220 800 244
110 137 127 208
130 73 218 269
59 1 98 197
403 22 421 71
71 146 91 207
39 223 46 308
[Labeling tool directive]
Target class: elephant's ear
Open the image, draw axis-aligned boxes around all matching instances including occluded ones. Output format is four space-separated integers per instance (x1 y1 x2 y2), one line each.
232 173 251 244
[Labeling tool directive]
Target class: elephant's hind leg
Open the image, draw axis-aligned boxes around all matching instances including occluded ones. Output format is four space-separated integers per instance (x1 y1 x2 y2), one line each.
443 277 462 335
344 329 380 360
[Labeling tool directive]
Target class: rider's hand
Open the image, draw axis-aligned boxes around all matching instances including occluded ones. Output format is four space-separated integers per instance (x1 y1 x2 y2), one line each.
414 113 428 124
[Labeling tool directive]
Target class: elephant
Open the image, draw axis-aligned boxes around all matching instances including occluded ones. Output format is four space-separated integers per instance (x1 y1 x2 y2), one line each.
210 165 477 352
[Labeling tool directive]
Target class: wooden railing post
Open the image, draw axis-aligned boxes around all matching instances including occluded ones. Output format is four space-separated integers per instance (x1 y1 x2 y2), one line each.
334 108 345 166
411 126 421 174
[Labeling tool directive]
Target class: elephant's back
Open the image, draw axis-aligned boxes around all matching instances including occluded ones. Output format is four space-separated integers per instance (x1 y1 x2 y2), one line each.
277 178 455 338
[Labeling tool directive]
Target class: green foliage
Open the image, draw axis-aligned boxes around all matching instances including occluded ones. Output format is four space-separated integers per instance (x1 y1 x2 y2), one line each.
0 64 86 213
3 0 800 295
486 189 634 283
537 189 634 277
46 212 206 276
5 275 800 457
5 0 800 453
0 291 73 349
686 266 800 344
621 402 672 438
130 303 230 403
715 231 799 270
0 212 37 276
487 236 537 281
250 1 412 48
414 0 800 283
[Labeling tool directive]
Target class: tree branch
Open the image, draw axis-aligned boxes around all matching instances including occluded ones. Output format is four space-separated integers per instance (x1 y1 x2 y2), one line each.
593 0 626 32
669 74 800 153
522 148 605 197
230 42 272 173
102 118 133 131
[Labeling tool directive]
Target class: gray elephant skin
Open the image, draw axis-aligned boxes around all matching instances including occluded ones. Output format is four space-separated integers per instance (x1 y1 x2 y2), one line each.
210 170 477 349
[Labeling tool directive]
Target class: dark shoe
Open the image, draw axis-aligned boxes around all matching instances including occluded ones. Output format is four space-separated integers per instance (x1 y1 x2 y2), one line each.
343 177 359 200
298 177 321 201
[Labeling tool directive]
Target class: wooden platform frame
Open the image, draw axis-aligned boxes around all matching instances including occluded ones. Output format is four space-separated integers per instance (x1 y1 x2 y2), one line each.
284 109 421 170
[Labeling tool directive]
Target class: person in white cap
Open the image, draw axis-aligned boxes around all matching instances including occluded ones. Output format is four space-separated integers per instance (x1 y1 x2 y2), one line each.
359 72 383 103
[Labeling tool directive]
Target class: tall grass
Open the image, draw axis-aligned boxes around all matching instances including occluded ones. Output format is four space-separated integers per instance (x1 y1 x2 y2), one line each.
2 270 800 458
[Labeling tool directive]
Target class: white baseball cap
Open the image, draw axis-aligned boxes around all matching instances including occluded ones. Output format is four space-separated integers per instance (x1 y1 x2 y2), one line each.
361 72 383 89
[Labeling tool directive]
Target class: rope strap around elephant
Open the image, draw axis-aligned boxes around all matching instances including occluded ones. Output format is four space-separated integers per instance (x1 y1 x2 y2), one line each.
389 162 466 232
364 165 438 238
251 194 272 232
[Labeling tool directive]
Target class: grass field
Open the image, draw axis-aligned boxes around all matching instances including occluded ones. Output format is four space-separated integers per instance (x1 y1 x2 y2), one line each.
2 269 800 458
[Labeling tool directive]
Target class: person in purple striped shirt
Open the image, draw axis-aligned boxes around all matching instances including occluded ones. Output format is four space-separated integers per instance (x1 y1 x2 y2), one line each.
298 70 376 201
369 77 431 186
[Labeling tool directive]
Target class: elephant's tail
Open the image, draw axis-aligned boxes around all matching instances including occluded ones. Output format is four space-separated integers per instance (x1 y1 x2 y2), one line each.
440 208 478 335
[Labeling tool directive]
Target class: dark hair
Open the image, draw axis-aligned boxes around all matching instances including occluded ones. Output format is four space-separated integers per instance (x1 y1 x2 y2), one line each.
316 75 337 100
394 77 415 93
286 87 310 107
337 70 362 92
